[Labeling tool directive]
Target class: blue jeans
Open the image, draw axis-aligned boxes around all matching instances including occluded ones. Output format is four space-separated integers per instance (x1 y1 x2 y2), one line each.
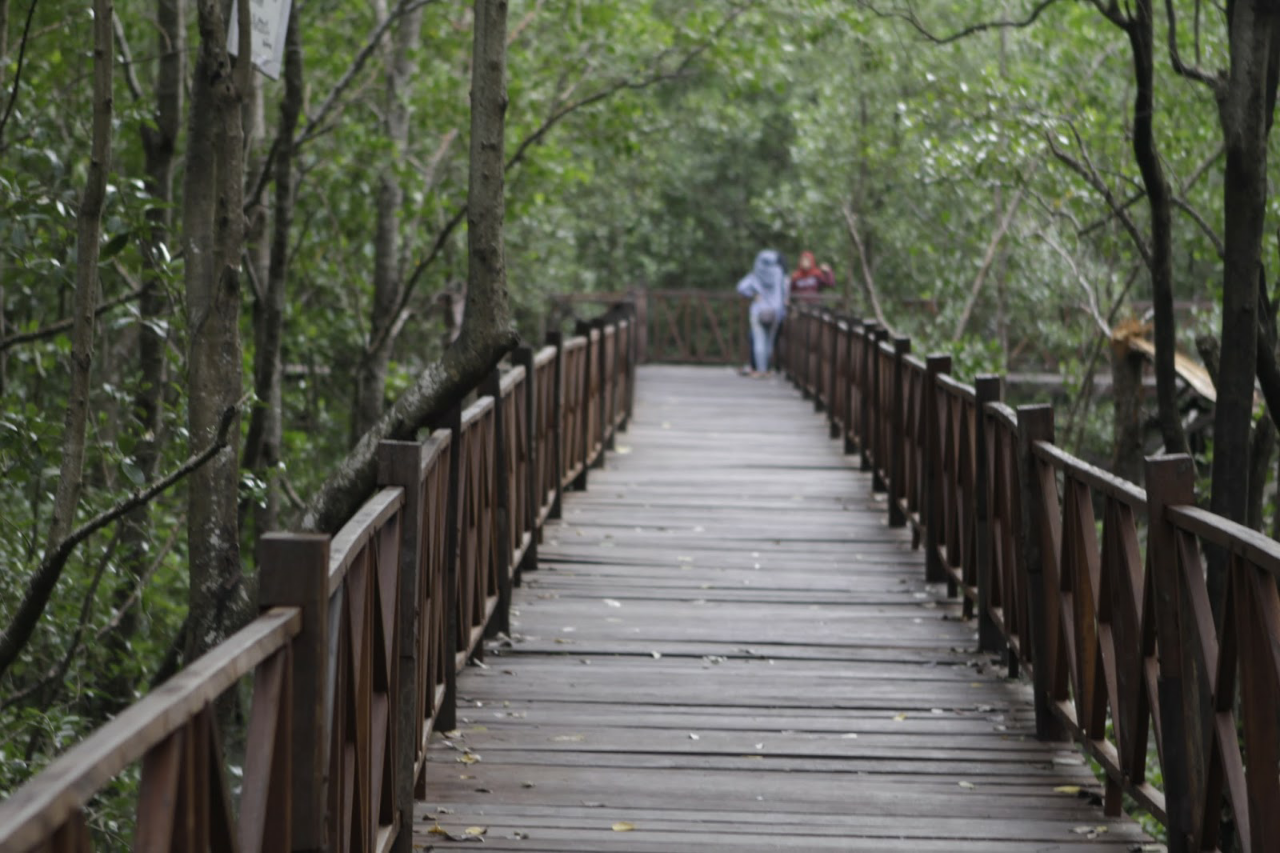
751 313 780 372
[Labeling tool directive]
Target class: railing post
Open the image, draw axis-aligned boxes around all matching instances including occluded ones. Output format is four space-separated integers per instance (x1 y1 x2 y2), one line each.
888 336 911 527
545 331 566 518
798 308 808 399
870 328 889 491
828 316 842 439
1144 454 1200 853
514 345 538 578
1015 404 1066 742
973 375 1003 654
924 355 951 584
376 440 427 853
482 370 513 639
859 320 877 472
621 305 636 430
258 532 330 853
573 321 595 487
438 404 463 732
843 319 859 455
813 313 827 413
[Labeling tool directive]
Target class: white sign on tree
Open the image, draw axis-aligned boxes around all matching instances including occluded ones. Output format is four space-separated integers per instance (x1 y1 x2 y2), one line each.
228 0 293 80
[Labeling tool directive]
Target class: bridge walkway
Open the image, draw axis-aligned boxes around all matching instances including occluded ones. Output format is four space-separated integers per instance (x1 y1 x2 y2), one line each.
416 365 1153 851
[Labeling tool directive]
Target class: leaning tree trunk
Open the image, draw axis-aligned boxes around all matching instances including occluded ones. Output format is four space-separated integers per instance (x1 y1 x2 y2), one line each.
302 0 518 535
183 0 249 664
1209 0 1278 620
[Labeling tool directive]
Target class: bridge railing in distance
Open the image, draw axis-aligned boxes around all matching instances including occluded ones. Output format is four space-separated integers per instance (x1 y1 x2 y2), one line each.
0 304 640 853
779 302 1280 853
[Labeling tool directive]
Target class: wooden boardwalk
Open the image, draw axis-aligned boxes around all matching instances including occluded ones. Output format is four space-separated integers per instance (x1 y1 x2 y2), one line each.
416 366 1155 851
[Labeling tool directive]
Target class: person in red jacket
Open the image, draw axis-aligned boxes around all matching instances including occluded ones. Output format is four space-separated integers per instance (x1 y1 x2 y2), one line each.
788 251 834 302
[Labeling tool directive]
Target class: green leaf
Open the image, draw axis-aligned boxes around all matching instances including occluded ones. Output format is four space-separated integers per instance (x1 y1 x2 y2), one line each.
100 232 130 260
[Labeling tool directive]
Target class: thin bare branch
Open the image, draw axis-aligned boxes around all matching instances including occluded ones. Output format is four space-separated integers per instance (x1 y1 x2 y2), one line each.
111 10 144 101
840 201 891 332
1035 228 1111 336
858 0 1061 45
952 187 1027 341
1046 130 1153 268
1164 0 1221 90
0 286 145 352
1173 195 1225 258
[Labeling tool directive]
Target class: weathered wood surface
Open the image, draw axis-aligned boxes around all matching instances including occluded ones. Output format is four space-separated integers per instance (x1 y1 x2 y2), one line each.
416 366 1157 851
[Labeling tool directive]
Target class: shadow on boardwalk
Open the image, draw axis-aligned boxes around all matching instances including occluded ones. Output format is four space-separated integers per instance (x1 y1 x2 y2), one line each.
418 365 1157 851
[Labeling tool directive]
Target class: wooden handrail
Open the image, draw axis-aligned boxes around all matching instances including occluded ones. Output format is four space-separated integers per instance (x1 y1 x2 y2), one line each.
779 303 1280 852
0 304 641 852
0 608 301 852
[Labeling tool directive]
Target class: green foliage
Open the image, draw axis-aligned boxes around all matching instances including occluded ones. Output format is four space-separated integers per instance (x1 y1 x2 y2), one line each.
1 0 1276 836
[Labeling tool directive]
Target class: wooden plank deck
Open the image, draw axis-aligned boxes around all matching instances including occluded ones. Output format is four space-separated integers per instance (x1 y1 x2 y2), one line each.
416 365 1157 851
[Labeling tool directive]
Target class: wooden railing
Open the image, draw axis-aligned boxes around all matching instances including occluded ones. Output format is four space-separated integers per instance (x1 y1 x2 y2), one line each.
780 303 1280 853
0 307 639 853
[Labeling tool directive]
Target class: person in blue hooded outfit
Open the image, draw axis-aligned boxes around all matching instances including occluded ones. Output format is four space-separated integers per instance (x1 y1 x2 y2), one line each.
736 249 788 376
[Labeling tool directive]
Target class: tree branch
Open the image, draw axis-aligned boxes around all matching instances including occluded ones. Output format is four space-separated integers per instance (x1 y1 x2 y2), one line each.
1077 143 1223 237
0 404 239 682
1046 129 1153 268
111 9 144 102
0 0 38 156
858 0 1062 44
0 286 145 352
1173 195 1225 258
1034 228 1112 336
840 201 891 332
0 529 122 711
953 186 1027 341
1164 0 1221 90
245 0 444 211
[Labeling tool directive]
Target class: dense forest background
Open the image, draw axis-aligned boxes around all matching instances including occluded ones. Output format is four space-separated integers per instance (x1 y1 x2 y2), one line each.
2 0 1278 826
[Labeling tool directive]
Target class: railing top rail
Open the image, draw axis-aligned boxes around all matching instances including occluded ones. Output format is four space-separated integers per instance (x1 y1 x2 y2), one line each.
1032 439 1148 512
936 373 976 402
562 335 588 353
904 353 926 373
500 364 526 395
416 431 450 477
461 393 496 429
533 344 557 368
0 607 302 851
329 486 406 593
1167 504 1280 579
986 400 1019 430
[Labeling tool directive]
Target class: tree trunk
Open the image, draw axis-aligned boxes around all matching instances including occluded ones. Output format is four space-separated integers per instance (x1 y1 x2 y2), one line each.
302 0 518 535
183 0 249 664
45 1 112 553
244 8 302 537
1110 342 1145 485
1209 0 1278 619
0 0 112 682
353 0 425 442
109 0 182 704
1126 2 1188 456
